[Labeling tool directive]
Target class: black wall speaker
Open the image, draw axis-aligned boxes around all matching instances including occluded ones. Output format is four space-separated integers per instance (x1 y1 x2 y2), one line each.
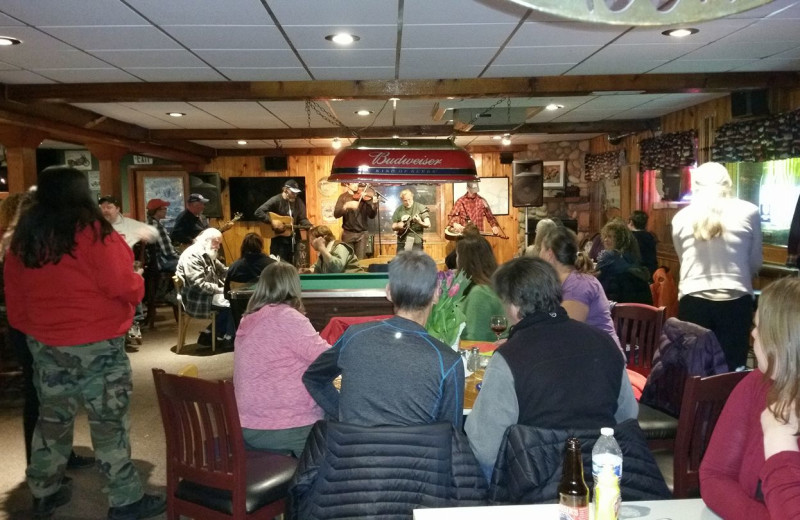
731 89 769 119
499 151 514 164
263 156 288 171
512 160 544 207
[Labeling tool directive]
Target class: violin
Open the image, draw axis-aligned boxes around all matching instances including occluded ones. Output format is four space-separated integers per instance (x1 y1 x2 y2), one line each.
353 184 375 202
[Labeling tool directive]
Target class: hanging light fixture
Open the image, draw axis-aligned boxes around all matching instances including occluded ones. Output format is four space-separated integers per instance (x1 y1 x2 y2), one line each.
504 0 773 25
330 139 478 184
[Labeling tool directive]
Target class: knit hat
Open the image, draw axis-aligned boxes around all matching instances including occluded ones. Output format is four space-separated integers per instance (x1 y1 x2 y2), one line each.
692 162 732 193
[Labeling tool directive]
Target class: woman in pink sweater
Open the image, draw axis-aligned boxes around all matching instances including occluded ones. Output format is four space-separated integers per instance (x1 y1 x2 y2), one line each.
700 277 800 519
233 262 330 456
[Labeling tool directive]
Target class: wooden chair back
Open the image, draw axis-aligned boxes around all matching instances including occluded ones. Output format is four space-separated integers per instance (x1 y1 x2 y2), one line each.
672 370 749 498
611 303 666 377
152 368 296 519
172 275 215 353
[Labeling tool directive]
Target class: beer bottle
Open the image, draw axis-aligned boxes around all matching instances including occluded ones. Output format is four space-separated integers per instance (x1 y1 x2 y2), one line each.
558 437 589 520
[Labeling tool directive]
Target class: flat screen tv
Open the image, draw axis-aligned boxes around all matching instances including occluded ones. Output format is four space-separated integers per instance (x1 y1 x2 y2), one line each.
229 176 306 222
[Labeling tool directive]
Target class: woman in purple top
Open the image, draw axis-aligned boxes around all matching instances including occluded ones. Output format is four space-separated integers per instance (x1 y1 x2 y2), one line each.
538 226 623 356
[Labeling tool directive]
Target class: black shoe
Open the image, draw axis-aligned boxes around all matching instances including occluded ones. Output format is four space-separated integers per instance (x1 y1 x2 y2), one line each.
196 330 213 347
107 493 166 520
32 476 72 520
67 452 95 470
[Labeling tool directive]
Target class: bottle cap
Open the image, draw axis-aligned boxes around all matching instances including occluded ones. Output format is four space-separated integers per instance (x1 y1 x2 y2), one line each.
600 427 614 436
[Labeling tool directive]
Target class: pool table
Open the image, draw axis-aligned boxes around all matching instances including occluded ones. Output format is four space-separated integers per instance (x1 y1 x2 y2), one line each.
230 272 394 331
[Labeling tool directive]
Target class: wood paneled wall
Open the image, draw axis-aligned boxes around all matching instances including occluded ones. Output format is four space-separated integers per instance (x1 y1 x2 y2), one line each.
203 152 520 266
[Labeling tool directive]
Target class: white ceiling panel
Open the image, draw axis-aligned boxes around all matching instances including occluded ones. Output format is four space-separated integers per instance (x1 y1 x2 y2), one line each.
301 49 397 68
6 49 111 69
685 40 800 60
194 49 301 68
90 49 207 68
511 21 624 47
567 58 669 75
726 0 800 18
127 67 227 82
0 0 145 26
482 63 574 76
128 0 273 25
615 19 755 45
720 19 800 43
191 102 283 127
41 25 181 51
580 94 665 109
269 0 398 26
404 0 528 24
35 68 139 83
592 43 705 61
0 13 24 26
216 67 310 81
311 67 396 80
73 102 186 128
400 48 497 72
731 58 800 71
161 25 286 50
403 24 517 49
0 69 55 83
650 59 756 73
281 25 396 50
495 46 602 65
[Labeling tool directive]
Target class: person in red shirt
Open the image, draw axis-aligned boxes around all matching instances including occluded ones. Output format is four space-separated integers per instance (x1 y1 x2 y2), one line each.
447 181 501 236
700 277 800 520
4 166 165 520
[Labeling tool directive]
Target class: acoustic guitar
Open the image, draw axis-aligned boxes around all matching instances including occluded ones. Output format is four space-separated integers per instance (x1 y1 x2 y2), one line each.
264 211 312 239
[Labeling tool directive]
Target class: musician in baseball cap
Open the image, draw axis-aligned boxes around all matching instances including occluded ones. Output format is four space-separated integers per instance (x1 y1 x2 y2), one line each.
170 193 211 248
254 179 312 264
146 198 179 274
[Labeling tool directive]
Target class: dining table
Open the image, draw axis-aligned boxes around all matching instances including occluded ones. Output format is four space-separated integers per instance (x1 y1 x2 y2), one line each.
413 498 722 520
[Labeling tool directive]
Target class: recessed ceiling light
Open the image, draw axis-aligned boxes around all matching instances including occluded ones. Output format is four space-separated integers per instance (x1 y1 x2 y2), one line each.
662 28 699 38
325 33 360 45
0 36 21 46
545 103 564 111
389 97 400 101
167 112 185 117
237 140 247 145
356 109 372 116
492 135 502 140
393 135 400 139
501 134 512 146
331 138 342 150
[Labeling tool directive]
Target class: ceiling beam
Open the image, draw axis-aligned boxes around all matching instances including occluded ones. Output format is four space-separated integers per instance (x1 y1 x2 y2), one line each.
6 73 798 103
150 120 654 141
215 144 530 157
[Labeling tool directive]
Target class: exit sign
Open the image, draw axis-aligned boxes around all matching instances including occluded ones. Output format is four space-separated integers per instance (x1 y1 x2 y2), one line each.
133 155 153 165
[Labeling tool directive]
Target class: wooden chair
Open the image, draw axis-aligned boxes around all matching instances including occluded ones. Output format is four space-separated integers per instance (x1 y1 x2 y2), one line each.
173 275 216 354
672 370 749 498
142 243 179 329
152 368 298 520
611 303 666 377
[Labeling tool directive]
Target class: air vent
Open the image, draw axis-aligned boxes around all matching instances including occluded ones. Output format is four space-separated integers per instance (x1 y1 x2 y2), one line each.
452 107 530 130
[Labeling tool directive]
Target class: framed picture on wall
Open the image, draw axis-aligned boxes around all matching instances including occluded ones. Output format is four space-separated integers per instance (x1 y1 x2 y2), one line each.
138 172 187 233
189 172 223 218
64 150 92 171
543 160 566 188
367 184 442 238
452 177 509 216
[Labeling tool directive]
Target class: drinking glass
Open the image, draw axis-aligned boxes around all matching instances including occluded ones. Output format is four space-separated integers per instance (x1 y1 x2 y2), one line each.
490 315 508 341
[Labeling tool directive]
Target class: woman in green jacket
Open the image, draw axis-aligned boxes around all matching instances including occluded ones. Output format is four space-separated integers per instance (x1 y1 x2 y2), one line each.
456 234 507 342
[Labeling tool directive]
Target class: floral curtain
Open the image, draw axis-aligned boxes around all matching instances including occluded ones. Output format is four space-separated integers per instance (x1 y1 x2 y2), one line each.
712 108 800 163
639 130 697 171
584 151 623 181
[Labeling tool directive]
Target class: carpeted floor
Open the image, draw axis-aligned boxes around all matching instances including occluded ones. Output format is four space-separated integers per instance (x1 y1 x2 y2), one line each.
0 308 235 520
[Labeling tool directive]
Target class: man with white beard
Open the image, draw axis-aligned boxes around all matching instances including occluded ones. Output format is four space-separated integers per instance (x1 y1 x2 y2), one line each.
176 228 233 347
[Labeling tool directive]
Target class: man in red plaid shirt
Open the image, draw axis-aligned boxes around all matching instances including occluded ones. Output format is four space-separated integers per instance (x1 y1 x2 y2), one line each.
448 181 501 235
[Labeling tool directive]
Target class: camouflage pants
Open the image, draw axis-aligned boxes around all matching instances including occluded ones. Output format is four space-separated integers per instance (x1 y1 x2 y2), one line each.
26 336 144 507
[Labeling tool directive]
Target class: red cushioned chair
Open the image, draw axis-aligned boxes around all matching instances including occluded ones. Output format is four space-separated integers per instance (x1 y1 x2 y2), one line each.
612 302 666 377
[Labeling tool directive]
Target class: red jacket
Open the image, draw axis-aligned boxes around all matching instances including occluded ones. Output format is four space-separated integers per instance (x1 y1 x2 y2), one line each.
4 223 143 346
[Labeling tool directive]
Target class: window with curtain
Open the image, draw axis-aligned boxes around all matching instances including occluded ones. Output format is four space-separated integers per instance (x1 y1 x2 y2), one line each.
726 158 800 247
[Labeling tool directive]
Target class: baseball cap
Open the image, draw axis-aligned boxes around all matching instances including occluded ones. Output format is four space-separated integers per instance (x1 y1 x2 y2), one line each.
467 181 480 191
284 180 302 193
187 193 209 204
146 198 171 211
98 194 121 207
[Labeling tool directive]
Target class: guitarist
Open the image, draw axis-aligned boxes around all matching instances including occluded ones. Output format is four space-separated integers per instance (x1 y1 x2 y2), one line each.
391 189 430 253
447 180 501 237
254 179 312 264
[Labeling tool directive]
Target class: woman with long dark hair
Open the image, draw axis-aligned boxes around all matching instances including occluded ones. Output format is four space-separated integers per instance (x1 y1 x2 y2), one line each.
4 167 164 519
233 262 330 456
456 234 507 342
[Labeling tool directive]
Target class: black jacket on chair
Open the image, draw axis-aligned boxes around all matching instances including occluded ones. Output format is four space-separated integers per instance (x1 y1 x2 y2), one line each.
488 419 671 504
288 421 487 520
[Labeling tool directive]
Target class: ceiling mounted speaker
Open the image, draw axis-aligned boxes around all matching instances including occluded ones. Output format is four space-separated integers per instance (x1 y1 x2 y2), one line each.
500 152 514 164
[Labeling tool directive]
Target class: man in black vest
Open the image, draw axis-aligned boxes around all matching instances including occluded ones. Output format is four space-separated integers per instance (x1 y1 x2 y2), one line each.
465 257 638 481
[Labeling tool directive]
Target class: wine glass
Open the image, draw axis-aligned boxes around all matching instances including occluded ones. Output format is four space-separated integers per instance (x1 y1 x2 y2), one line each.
490 315 508 341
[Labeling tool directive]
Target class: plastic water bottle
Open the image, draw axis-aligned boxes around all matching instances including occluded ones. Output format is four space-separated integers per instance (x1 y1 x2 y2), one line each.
594 464 621 520
592 427 623 490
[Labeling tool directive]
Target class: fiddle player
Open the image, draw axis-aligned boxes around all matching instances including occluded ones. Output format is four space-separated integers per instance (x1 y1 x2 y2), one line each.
334 183 377 259
448 180 501 236
391 189 430 253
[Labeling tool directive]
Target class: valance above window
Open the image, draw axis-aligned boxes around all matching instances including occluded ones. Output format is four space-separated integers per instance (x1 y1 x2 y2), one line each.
585 151 623 181
639 130 697 171
712 108 800 163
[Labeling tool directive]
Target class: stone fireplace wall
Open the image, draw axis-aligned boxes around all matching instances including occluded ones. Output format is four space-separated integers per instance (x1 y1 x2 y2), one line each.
515 140 596 253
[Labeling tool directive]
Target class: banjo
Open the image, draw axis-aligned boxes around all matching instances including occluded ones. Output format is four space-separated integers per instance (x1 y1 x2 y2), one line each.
444 226 508 240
